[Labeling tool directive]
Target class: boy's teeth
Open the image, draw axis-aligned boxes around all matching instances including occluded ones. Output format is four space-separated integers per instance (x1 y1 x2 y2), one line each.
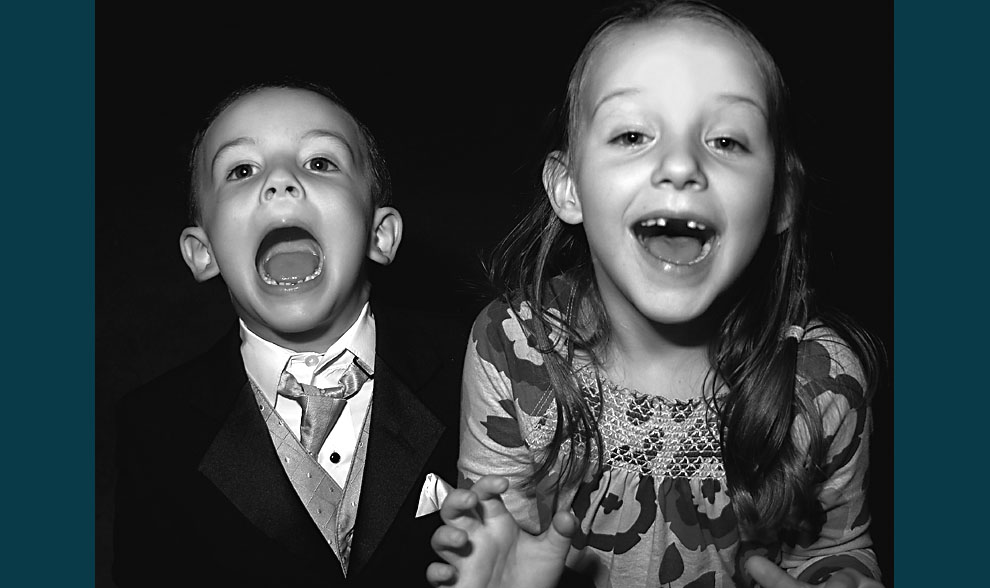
256 227 324 286
260 259 323 286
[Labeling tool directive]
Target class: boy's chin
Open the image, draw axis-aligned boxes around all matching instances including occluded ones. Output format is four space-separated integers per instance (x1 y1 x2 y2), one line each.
237 297 368 350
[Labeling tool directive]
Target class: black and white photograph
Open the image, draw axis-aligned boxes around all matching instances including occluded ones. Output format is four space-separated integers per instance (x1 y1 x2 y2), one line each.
96 1 892 586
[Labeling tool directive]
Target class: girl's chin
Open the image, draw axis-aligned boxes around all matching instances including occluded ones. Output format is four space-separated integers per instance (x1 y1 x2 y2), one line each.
632 292 719 326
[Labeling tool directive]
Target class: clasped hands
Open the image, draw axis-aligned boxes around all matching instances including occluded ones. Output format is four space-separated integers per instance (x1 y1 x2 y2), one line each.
427 475 883 588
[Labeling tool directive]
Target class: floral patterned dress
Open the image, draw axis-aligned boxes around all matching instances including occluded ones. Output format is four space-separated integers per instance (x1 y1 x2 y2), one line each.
458 296 879 588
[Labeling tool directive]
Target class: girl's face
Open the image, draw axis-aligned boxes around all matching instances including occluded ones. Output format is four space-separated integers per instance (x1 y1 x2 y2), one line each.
551 19 777 330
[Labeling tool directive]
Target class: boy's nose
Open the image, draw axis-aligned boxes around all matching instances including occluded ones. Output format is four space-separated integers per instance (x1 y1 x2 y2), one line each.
264 184 300 199
262 167 304 201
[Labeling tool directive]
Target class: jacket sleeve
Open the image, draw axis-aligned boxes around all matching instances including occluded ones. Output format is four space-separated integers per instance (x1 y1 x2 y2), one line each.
111 391 186 587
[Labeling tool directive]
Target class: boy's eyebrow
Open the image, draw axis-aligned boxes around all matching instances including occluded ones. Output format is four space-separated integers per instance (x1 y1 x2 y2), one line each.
210 137 256 175
302 129 357 162
208 130 359 176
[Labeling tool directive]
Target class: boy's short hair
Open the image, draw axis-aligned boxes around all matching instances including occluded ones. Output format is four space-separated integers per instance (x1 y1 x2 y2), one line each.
186 79 392 224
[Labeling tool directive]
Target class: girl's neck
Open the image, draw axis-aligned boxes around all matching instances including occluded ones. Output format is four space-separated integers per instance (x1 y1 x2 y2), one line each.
599 304 720 402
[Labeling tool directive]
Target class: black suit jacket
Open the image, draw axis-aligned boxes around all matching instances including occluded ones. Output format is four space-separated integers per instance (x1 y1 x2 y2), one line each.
112 303 466 587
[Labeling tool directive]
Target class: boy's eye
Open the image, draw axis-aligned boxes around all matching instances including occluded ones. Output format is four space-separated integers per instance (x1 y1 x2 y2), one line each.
707 137 747 153
610 131 650 147
226 163 257 181
306 157 339 172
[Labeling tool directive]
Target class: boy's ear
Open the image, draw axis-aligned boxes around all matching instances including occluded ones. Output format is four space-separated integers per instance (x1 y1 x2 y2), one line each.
367 206 403 266
179 226 221 282
544 151 583 225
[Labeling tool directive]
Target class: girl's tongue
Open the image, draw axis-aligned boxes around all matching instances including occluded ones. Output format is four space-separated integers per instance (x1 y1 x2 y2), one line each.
634 217 716 265
643 235 703 265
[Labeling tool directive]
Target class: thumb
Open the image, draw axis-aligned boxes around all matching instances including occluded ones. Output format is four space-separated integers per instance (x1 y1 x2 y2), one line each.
744 555 803 588
544 510 578 554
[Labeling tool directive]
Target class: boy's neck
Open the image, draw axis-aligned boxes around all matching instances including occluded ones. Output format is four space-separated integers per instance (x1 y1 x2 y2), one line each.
242 299 370 354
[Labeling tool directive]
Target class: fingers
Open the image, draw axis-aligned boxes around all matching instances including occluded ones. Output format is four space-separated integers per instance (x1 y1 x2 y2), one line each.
470 475 510 500
545 510 578 553
744 555 804 588
426 561 457 587
439 489 480 524
822 569 884 588
469 475 512 521
821 570 857 588
431 525 469 557
438 476 509 524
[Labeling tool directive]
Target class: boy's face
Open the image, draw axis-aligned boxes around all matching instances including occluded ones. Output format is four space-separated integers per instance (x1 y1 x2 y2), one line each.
181 88 400 351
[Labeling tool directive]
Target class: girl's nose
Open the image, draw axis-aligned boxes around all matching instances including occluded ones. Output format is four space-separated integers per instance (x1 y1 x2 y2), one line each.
650 140 707 191
261 164 304 201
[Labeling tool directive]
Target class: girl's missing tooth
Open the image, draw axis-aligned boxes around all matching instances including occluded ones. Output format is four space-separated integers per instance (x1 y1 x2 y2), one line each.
428 1 884 587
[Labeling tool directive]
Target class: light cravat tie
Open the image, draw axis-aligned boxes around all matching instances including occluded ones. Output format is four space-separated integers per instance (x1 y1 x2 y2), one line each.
275 356 371 456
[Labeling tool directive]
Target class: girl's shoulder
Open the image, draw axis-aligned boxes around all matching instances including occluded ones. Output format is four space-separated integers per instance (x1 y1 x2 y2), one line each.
795 322 874 409
469 275 574 351
469 295 564 370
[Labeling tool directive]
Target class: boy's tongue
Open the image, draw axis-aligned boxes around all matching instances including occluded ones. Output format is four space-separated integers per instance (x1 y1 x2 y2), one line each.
259 240 321 283
644 235 702 264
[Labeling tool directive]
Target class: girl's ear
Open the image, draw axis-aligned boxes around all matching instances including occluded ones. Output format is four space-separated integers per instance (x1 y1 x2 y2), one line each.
179 226 221 282
367 206 403 266
543 151 583 225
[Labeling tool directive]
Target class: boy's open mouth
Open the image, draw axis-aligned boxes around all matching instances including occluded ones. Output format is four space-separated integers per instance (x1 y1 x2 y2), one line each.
256 227 324 286
632 215 717 266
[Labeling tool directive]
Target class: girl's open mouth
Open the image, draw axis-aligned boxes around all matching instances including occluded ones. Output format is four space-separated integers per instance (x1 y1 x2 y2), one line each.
255 226 324 286
632 215 717 266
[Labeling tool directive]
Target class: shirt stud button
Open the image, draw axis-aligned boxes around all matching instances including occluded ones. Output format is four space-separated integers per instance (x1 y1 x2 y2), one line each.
329 452 341 463
305 356 319 367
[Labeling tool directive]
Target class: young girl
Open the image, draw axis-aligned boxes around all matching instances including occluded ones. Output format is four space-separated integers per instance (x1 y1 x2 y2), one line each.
427 1 884 587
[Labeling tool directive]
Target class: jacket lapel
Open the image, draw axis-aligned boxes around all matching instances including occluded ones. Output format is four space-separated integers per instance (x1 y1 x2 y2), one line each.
190 307 452 578
347 351 446 575
195 332 339 573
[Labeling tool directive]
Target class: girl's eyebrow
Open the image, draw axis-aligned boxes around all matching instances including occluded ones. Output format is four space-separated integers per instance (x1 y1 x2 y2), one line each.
210 137 255 175
591 88 641 120
715 94 768 119
590 90 769 121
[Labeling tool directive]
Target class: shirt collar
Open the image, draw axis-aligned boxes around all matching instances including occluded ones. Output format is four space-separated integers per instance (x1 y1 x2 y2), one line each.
240 301 376 404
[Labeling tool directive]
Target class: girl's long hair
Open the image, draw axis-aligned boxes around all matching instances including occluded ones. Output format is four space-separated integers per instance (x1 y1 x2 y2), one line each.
489 0 880 544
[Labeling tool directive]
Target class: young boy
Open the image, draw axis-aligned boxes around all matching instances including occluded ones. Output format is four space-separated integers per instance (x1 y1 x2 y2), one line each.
112 81 463 587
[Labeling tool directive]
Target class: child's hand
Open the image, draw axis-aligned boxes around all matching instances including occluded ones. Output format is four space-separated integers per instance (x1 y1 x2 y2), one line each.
745 556 885 588
426 475 577 588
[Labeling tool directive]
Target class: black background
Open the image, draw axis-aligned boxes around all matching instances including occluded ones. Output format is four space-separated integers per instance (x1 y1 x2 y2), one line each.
96 1 892 585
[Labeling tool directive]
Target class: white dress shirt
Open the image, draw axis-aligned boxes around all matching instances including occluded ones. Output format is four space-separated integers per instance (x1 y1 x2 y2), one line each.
239 302 376 489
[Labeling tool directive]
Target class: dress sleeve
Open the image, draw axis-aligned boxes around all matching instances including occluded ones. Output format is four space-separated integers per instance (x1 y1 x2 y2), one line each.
457 301 556 534
780 333 882 583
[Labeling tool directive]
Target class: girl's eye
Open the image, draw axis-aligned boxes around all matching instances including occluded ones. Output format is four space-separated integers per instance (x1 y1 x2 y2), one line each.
610 131 650 147
306 157 339 172
225 163 257 181
708 137 747 154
